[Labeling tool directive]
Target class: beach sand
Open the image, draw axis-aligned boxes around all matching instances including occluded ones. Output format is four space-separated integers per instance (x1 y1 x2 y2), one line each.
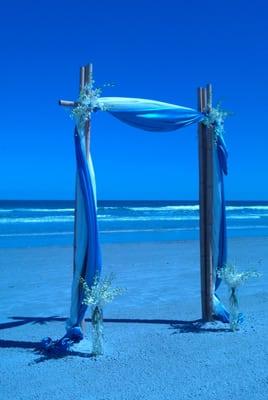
0 237 267 400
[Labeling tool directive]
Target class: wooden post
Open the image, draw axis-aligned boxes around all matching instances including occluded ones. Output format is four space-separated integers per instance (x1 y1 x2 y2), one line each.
198 87 206 320
73 64 89 256
80 66 85 90
205 84 214 321
59 63 93 332
76 64 93 332
59 100 76 107
84 64 93 159
198 84 214 321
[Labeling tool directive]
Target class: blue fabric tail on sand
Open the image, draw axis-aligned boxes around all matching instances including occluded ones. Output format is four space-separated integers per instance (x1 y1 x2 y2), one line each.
213 294 229 323
41 327 84 355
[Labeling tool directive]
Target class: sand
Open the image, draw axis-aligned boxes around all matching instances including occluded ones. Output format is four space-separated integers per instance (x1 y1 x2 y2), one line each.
0 237 267 400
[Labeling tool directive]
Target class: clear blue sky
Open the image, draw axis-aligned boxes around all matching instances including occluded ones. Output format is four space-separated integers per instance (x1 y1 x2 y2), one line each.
0 0 267 200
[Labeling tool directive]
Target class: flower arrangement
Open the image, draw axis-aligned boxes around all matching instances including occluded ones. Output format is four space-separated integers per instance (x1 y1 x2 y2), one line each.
217 264 261 331
71 81 114 130
202 103 231 140
80 274 125 355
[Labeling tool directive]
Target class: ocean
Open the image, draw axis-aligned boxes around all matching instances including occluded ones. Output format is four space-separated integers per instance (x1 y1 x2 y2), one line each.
0 200 268 248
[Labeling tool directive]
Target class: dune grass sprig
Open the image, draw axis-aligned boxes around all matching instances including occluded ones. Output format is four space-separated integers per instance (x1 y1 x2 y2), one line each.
80 274 125 355
217 264 261 331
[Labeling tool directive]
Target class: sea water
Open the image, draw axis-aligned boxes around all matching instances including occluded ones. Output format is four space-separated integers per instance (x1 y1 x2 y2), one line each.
0 200 268 248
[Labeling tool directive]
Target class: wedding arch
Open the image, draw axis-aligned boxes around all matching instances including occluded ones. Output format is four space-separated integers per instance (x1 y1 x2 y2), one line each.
59 63 229 338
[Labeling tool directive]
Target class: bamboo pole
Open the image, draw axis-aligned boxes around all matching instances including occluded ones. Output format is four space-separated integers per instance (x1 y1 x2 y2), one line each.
72 66 87 272
205 84 213 321
58 100 76 107
58 64 93 333
84 63 93 159
198 87 206 319
198 85 213 321
76 64 93 332
80 66 85 90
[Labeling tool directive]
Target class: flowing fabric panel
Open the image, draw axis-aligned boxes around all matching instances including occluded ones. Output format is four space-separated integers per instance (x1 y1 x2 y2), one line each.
212 135 229 322
66 127 102 330
68 100 228 324
96 97 203 132
40 96 231 355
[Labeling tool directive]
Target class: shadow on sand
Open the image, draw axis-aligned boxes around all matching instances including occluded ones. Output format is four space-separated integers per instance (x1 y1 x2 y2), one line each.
0 315 230 334
0 315 230 363
0 337 95 363
170 320 231 333
0 315 203 330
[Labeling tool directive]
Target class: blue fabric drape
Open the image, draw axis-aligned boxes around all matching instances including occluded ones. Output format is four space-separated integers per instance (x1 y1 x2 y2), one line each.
66 128 102 330
215 135 228 289
68 98 228 326
212 134 229 322
97 97 203 132
96 97 229 322
41 127 102 353
41 96 230 354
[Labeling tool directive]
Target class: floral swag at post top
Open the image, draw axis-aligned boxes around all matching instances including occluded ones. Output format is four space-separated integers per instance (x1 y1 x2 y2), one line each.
70 84 231 326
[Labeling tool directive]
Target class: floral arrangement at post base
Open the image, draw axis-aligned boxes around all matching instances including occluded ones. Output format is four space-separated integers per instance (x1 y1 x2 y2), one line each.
217 264 261 331
80 274 125 356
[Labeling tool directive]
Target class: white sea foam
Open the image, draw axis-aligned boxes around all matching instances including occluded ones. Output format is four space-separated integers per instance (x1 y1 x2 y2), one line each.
121 206 200 211
226 206 268 211
1 225 268 239
11 208 74 213
100 227 199 233
0 216 74 224
1 205 268 215
0 231 73 237
98 216 200 221
228 215 261 220
98 215 263 222
227 225 268 230
100 205 268 212
0 213 266 224
101 225 268 233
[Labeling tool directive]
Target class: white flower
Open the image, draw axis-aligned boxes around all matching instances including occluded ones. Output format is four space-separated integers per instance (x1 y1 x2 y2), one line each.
70 82 111 129
80 274 125 308
217 264 261 289
202 103 231 140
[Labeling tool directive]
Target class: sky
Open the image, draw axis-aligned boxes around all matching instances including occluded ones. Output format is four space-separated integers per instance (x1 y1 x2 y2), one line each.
0 0 267 200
